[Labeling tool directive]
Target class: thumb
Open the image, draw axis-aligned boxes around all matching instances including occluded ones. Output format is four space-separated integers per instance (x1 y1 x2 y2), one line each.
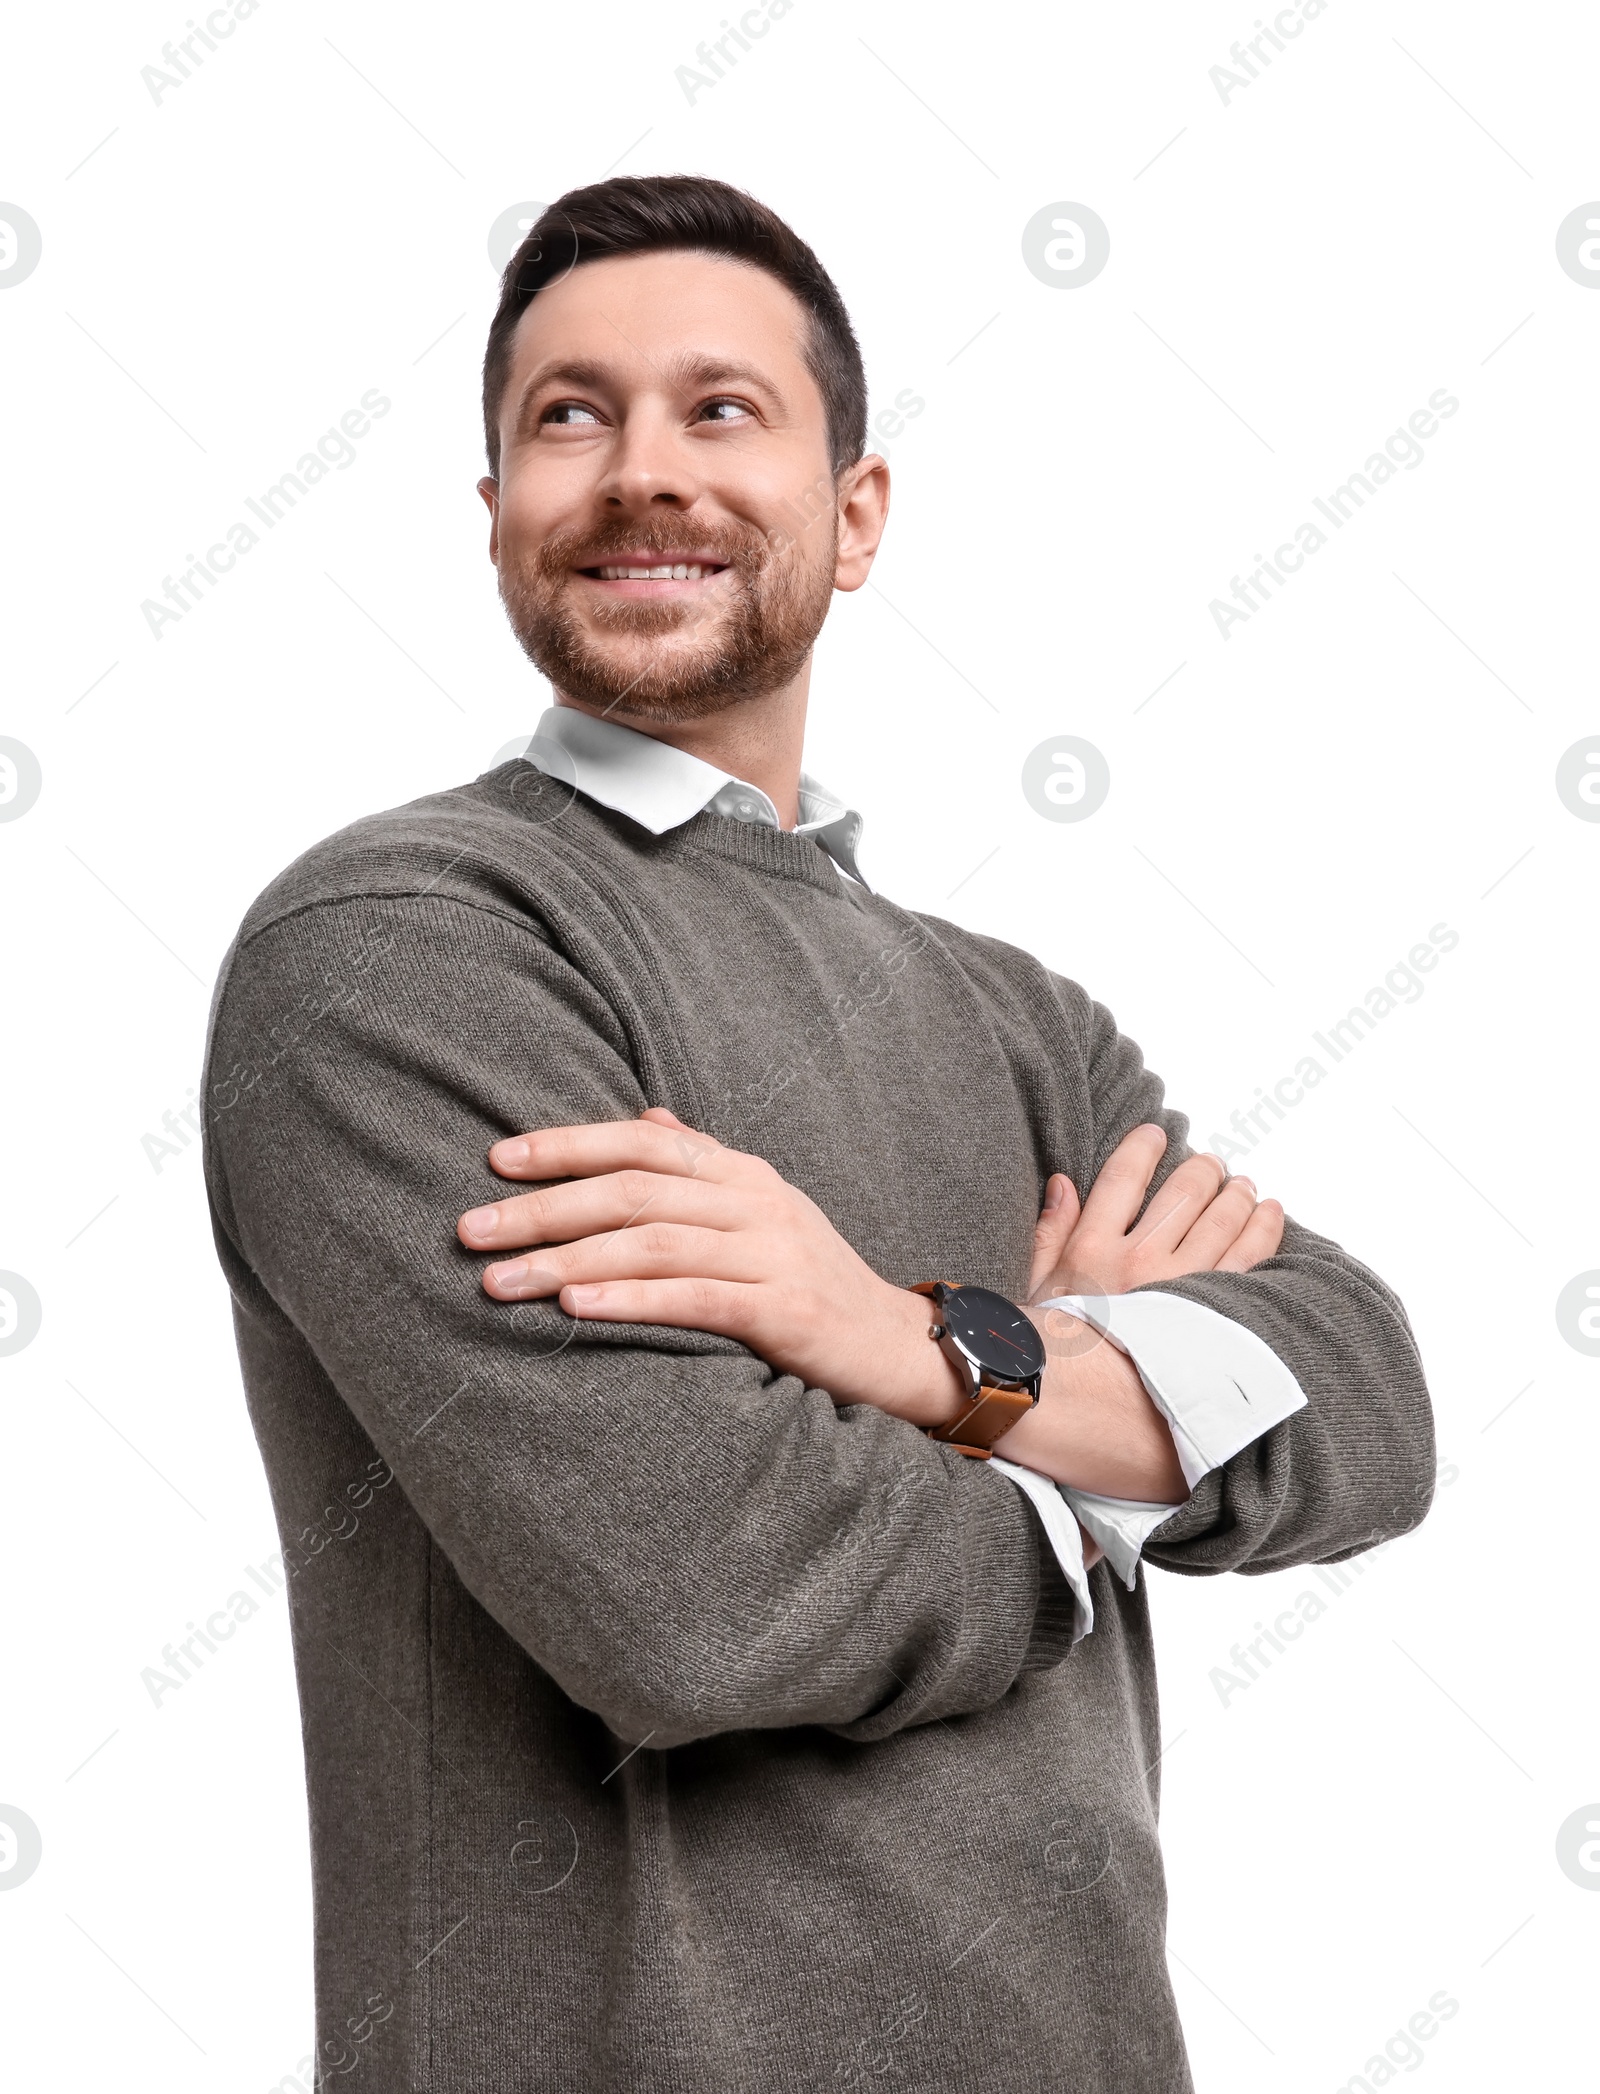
1027 1172 1080 1301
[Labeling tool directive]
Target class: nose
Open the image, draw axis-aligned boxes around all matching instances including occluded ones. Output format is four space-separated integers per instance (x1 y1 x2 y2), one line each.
594 398 704 516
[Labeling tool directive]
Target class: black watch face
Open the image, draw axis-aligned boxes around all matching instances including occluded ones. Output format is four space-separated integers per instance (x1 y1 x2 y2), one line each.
942 1286 1046 1384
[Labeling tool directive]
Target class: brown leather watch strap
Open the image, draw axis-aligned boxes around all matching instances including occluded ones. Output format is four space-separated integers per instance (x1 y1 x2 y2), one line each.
925 1383 1036 1459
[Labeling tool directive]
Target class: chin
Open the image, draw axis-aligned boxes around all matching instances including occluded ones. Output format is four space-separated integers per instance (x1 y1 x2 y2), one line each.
506 588 818 721
571 675 760 724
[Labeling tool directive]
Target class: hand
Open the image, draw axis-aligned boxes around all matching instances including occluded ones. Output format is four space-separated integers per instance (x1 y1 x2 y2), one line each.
457 1107 966 1426
1025 1123 1283 1307
460 1108 1113 1570
989 1123 1284 1506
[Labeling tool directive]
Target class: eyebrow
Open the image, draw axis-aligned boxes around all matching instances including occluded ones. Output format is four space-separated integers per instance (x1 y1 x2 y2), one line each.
509 350 785 443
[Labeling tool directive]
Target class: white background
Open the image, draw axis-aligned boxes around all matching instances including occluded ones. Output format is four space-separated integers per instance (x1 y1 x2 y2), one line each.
2 1 1595 2087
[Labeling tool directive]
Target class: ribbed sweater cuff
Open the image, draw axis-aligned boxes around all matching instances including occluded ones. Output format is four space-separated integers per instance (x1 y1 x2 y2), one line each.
1021 1505 1081 1671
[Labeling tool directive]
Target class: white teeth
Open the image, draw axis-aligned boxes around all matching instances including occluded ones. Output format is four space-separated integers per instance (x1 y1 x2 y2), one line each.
596 563 711 581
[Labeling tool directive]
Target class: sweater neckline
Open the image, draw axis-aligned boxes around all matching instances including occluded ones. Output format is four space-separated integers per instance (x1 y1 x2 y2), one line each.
663 809 851 893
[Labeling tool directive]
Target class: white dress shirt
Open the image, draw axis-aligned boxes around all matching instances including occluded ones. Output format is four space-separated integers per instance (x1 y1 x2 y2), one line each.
522 704 870 887
511 705 1308 1641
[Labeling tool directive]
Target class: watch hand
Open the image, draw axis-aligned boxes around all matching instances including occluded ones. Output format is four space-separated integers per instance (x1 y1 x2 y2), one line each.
985 1327 1030 1356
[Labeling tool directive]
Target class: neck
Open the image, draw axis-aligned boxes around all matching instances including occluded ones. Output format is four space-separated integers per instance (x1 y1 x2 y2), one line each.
553 662 811 829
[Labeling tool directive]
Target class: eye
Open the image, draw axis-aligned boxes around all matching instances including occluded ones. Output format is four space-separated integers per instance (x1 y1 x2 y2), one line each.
697 397 755 424
542 400 604 426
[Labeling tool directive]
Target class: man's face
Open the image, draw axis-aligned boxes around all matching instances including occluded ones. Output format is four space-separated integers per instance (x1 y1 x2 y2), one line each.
480 249 874 721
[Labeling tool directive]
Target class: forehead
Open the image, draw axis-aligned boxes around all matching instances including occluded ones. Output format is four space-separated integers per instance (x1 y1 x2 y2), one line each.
505 248 816 391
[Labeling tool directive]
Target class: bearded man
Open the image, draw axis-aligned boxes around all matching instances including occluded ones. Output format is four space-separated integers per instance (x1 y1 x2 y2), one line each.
202 174 1435 2093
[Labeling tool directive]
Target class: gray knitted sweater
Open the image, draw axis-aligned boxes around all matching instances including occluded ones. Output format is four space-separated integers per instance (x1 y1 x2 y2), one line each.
201 764 1435 2092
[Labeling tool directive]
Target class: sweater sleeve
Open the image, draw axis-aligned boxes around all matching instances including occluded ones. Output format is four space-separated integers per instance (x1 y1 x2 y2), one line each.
1050 975 1438 1574
203 893 1080 1751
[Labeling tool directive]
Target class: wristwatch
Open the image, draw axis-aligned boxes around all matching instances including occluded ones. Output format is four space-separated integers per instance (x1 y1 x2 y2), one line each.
911 1282 1046 1458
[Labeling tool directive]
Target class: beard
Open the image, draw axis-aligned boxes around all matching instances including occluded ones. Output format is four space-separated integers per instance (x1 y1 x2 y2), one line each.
495 509 837 722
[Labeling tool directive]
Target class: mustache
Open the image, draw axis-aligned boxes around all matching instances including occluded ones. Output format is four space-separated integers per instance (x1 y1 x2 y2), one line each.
533 516 771 578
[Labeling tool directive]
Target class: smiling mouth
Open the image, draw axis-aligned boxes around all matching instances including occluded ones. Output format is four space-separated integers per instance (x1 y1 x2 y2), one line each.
577 560 731 583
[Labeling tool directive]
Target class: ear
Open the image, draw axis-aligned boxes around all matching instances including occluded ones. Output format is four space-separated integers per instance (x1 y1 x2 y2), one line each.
832 453 890 592
476 476 501 564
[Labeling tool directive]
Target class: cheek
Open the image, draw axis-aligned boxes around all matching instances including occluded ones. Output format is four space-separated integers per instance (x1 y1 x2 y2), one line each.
712 443 837 551
757 498 838 595
499 456 599 545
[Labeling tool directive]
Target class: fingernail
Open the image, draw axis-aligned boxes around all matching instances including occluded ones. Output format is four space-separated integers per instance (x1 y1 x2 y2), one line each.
1237 1177 1256 1194
494 1138 531 1167
1044 1176 1066 1212
461 1204 500 1238
488 1258 532 1292
566 1284 603 1309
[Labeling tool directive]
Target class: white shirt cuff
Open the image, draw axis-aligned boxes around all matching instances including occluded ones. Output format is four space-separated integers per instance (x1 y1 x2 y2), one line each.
1031 1288 1310 1590
987 1453 1094 1641
1055 1488 1183 1591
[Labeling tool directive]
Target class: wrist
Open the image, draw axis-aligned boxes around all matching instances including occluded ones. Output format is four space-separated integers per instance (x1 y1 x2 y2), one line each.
872 1283 973 1428
995 1306 1189 1501
988 1305 1089 1464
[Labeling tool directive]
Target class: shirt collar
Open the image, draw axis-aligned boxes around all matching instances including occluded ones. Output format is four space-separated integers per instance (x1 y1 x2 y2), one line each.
520 705 870 889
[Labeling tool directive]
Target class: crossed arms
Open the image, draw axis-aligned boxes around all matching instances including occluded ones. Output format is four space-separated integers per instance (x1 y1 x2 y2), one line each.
205 894 1437 1749
454 1110 1290 1557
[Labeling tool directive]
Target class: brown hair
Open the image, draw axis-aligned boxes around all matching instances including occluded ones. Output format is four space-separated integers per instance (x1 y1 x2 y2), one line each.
481 174 868 481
